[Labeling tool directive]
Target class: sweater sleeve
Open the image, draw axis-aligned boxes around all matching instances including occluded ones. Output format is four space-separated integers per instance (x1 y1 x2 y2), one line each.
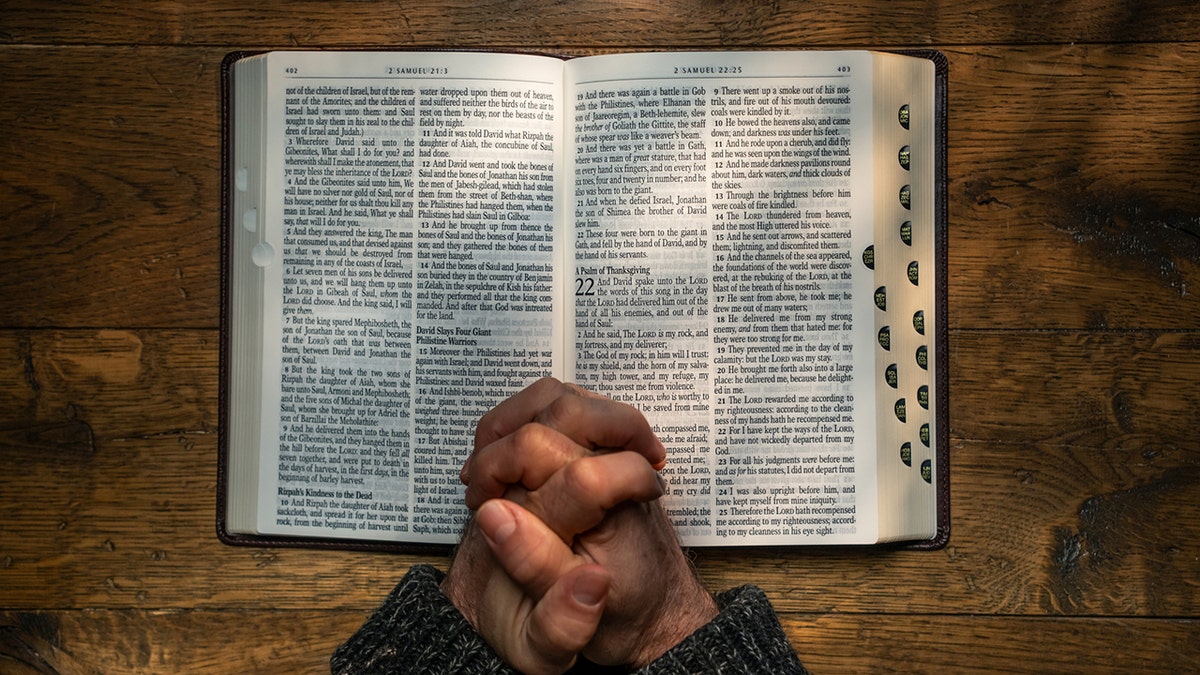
332 564 808 675
633 584 809 674
331 564 517 675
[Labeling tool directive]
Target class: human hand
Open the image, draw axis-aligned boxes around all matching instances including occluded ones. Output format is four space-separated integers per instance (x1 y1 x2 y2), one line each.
444 378 717 671
446 453 666 674
461 376 668 511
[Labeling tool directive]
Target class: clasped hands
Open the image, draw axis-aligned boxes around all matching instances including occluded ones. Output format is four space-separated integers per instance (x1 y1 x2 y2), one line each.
442 378 718 674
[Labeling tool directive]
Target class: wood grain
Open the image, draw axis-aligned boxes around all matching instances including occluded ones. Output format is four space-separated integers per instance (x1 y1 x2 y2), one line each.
0 49 220 329
947 44 1200 330
0 610 363 674
2 0 1199 670
1 0 1199 48
782 614 1200 673
1 610 1195 674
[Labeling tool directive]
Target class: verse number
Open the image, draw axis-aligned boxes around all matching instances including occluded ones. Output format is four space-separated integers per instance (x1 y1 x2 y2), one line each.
574 277 596 296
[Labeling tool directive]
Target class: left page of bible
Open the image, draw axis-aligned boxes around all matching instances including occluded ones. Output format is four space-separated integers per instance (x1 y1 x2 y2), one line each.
227 51 566 544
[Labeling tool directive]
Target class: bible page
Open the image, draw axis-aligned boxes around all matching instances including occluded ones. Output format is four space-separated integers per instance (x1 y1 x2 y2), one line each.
231 51 564 544
564 51 881 545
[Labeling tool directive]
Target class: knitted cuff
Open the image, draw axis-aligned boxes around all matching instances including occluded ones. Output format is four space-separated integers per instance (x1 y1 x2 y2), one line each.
634 584 809 674
331 564 517 675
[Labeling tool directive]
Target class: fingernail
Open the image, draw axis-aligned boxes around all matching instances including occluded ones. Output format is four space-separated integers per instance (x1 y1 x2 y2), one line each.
571 571 608 608
477 500 516 546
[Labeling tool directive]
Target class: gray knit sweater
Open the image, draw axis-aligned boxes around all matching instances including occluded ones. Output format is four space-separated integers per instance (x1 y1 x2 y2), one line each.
332 564 808 674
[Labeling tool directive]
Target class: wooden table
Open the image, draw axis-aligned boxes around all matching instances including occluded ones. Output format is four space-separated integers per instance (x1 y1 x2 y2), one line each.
2 2 1198 672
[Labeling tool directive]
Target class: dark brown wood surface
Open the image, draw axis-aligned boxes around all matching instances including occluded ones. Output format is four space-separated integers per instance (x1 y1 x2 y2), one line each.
2 2 1198 672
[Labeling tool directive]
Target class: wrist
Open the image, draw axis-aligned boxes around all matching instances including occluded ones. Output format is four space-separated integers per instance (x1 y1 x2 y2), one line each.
441 520 488 629
627 573 718 668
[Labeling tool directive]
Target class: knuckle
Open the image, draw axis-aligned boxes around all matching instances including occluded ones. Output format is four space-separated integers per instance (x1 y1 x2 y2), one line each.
473 414 505 449
533 375 565 392
561 458 605 498
542 392 586 429
511 422 552 453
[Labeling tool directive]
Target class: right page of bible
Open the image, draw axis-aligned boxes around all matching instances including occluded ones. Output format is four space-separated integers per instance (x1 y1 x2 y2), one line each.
563 51 936 546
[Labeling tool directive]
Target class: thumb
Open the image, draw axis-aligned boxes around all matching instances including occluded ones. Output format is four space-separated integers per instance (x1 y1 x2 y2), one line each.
519 565 610 674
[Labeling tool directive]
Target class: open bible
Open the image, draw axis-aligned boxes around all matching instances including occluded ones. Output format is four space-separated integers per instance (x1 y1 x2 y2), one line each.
220 49 948 550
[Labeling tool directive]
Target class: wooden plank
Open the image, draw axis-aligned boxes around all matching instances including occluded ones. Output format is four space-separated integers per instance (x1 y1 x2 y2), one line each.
950 330 1200 442
2 1 1199 47
946 44 1200 330
0 610 364 674
0 47 220 329
0 3 1193 674
781 614 1200 673
1 610 1195 674
2 45 1199 329
1 329 1196 615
